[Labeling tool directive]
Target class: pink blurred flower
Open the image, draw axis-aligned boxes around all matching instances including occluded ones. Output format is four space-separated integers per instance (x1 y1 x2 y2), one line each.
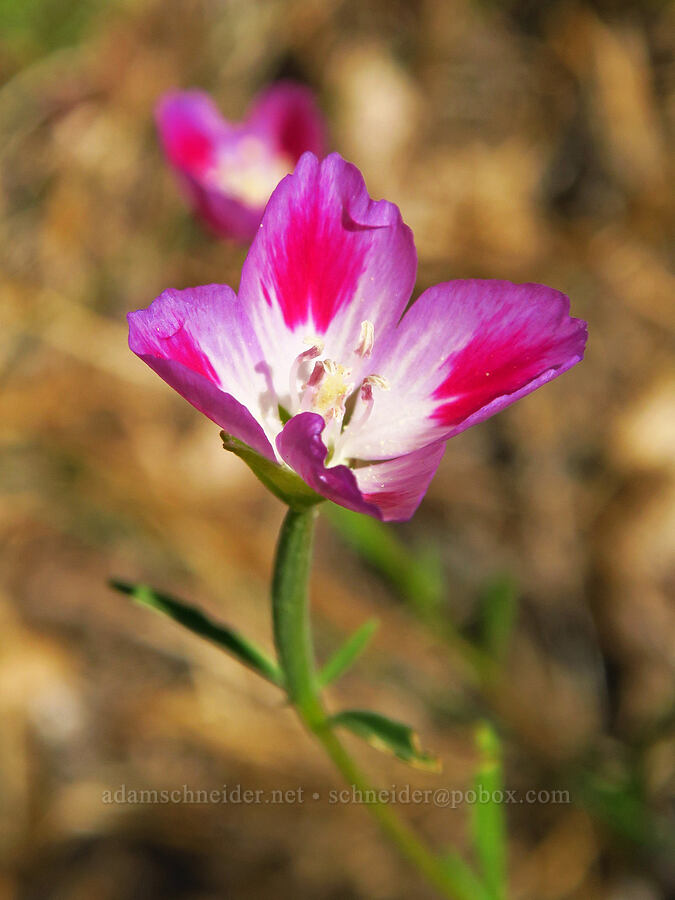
129 153 587 521
156 82 326 241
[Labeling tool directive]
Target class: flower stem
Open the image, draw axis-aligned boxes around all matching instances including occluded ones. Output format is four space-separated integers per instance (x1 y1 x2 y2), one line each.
271 507 481 900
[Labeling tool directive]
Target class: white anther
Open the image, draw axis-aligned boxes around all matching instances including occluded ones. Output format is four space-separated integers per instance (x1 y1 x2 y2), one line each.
355 320 375 358
303 335 324 353
362 374 389 392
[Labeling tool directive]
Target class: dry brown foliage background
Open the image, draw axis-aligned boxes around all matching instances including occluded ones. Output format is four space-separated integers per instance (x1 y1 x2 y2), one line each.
1 1 673 897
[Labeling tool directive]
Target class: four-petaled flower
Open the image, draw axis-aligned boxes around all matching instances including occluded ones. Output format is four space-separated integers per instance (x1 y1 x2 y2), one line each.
156 82 325 241
129 153 587 521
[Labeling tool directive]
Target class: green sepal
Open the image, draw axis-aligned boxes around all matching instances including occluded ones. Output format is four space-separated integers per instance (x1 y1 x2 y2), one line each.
110 579 284 687
318 619 379 687
330 709 441 772
220 431 324 511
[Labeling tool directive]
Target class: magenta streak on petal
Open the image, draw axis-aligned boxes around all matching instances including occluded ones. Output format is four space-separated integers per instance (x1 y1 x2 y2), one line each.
238 153 417 369
156 91 227 175
261 164 369 331
276 412 381 517
429 281 587 427
432 330 566 426
169 128 213 171
154 320 219 384
246 81 326 163
128 285 276 461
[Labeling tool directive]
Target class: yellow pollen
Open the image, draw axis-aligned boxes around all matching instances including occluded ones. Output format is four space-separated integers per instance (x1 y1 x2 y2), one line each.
313 362 351 418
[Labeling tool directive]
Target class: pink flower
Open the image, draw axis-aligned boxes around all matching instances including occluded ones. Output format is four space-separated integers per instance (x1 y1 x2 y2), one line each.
129 153 587 521
156 82 326 241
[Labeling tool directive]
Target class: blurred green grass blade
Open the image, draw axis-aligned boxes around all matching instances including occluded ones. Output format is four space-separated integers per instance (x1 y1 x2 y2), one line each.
331 709 441 771
479 575 517 661
472 722 507 900
109 579 283 687
325 506 445 617
0 0 99 55
318 618 379 688
441 853 492 900
577 769 675 850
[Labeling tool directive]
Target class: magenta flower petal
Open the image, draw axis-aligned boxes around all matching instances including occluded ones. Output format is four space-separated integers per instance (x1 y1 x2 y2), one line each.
156 91 229 173
128 285 276 460
156 83 327 242
238 152 417 402
353 442 447 522
276 413 381 518
246 80 325 162
339 280 588 461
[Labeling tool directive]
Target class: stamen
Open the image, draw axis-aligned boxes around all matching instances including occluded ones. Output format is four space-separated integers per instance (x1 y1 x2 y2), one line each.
298 360 326 411
363 374 389 392
304 360 325 389
289 338 324 410
347 374 389 432
354 320 375 358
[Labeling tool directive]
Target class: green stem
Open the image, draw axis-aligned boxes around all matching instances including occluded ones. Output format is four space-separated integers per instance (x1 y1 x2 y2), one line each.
271 507 483 900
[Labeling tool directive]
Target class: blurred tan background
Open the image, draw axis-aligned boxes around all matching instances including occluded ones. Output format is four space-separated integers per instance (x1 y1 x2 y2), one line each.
1 0 674 897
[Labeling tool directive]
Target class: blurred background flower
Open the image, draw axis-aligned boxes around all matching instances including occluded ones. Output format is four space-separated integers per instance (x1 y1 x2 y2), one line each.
156 82 325 240
0 1 673 898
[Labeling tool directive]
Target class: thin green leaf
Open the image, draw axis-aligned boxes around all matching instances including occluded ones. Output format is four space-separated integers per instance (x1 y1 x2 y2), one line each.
441 853 493 900
331 709 441 772
576 768 675 851
110 579 283 687
325 506 445 618
472 722 507 900
318 619 379 687
479 575 517 661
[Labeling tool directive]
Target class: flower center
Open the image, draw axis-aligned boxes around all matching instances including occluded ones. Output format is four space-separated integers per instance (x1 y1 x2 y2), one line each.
313 360 353 420
287 321 388 464
210 137 292 208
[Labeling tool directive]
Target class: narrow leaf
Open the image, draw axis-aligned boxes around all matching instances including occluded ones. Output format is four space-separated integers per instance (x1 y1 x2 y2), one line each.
577 768 674 850
318 619 379 687
441 853 493 900
331 709 441 772
325 506 445 618
110 579 283 687
479 575 517 661
472 722 507 900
